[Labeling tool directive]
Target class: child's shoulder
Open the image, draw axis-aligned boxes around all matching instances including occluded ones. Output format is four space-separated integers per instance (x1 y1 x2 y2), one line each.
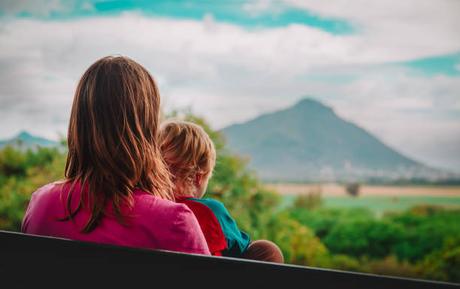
189 198 229 216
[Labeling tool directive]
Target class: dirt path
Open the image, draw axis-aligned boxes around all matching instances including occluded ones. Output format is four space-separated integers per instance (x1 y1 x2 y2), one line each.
264 183 460 197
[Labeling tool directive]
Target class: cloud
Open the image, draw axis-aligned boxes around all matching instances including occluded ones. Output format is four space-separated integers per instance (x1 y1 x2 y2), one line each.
242 0 275 16
0 10 459 170
0 13 358 129
0 0 72 17
283 0 460 61
320 69 460 171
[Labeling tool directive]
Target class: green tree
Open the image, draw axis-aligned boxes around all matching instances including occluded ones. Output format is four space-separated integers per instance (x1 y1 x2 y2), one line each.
323 219 405 259
388 206 460 262
417 238 460 283
0 145 66 231
265 212 328 266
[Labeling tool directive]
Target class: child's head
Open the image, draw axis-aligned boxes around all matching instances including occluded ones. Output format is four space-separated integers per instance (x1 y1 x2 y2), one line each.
159 120 216 199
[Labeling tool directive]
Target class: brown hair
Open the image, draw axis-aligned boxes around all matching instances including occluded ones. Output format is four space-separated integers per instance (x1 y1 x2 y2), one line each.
158 120 216 197
64 55 174 233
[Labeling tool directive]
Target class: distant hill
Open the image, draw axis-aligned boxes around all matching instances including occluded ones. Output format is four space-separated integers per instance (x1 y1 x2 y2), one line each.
0 131 58 150
222 98 448 182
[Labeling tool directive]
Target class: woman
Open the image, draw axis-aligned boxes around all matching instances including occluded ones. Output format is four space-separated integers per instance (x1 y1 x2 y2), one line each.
21 56 210 255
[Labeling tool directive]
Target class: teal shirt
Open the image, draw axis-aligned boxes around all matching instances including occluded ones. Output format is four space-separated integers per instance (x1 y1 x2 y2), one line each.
189 198 251 257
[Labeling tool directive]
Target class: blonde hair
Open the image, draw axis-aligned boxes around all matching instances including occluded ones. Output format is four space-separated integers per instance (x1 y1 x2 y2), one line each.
159 120 216 197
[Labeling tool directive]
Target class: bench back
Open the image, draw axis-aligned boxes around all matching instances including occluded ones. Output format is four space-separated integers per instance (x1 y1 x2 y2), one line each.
0 230 457 288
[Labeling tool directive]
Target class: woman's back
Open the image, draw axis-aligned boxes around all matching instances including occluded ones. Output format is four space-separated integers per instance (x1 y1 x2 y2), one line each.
22 181 210 255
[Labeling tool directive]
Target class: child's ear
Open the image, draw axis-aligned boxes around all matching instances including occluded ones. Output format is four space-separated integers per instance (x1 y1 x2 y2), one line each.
194 173 203 187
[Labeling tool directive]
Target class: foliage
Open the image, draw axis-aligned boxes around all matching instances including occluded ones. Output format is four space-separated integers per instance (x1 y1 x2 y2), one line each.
418 237 460 282
360 255 419 279
264 212 328 265
388 205 460 263
289 198 460 282
323 219 405 259
0 145 66 230
345 182 361 197
288 206 374 239
292 186 323 210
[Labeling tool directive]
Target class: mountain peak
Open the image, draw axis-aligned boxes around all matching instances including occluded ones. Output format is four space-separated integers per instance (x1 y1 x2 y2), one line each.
17 131 33 139
0 131 58 149
293 97 333 113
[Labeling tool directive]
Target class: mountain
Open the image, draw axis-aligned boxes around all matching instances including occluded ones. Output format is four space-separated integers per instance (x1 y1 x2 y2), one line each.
222 98 447 182
0 131 58 150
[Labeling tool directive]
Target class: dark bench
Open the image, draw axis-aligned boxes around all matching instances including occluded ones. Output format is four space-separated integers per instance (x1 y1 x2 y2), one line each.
0 230 458 288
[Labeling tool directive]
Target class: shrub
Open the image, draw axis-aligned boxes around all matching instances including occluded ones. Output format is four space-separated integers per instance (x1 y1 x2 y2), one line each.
265 212 328 266
345 182 360 197
417 238 460 283
293 186 323 210
323 219 405 259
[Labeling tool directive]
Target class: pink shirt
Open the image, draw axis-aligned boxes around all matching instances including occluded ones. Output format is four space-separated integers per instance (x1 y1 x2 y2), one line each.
22 181 210 255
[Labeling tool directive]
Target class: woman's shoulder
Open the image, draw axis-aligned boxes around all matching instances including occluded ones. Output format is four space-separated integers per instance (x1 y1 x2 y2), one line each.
29 180 67 202
21 180 69 233
133 189 191 217
133 190 210 254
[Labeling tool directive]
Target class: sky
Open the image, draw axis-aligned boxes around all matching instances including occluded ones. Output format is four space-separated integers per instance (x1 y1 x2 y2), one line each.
0 0 459 172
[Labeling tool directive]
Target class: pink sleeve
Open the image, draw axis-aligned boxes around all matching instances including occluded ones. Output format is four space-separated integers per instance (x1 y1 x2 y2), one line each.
21 188 41 233
21 195 33 233
169 204 211 255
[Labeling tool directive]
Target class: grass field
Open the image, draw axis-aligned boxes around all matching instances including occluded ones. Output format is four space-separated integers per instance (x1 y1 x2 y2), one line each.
265 183 460 214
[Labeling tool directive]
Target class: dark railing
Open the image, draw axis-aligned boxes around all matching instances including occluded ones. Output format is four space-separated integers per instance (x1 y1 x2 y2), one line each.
0 230 458 288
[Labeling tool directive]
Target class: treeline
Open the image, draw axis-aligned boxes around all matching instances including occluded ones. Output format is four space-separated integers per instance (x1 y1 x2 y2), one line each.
0 114 459 283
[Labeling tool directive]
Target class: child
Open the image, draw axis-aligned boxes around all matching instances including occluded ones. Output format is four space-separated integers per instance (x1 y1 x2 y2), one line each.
159 120 284 263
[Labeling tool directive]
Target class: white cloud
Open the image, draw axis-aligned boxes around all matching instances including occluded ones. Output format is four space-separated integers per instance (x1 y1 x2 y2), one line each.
0 11 459 170
284 0 460 61
0 0 74 17
322 70 460 171
0 13 358 134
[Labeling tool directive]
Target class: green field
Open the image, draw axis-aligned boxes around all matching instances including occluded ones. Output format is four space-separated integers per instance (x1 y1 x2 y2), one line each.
282 195 460 215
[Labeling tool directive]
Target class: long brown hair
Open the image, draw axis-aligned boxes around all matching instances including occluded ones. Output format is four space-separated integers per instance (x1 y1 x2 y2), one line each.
64 56 174 233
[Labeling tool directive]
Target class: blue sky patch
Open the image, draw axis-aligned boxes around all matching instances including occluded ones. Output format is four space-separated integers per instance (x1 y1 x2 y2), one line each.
402 52 460 76
0 0 354 34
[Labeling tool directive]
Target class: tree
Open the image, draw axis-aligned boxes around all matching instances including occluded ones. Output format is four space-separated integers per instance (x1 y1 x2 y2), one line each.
418 238 460 283
0 145 66 231
345 182 360 197
293 186 323 210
